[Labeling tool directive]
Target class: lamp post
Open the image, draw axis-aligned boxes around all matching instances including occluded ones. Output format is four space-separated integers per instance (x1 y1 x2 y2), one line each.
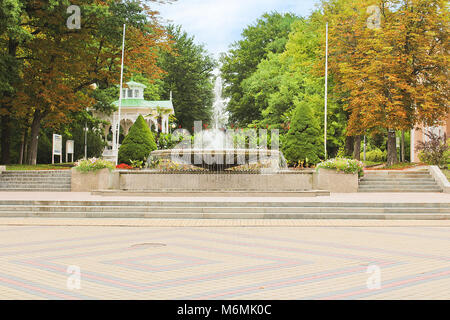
84 123 88 159
115 24 126 165
324 22 328 160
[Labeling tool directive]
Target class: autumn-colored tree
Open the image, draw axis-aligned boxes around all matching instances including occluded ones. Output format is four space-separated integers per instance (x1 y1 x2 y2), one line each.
325 0 449 166
2 0 172 165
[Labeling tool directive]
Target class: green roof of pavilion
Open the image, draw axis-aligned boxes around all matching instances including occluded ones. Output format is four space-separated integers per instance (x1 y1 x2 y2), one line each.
112 99 174 110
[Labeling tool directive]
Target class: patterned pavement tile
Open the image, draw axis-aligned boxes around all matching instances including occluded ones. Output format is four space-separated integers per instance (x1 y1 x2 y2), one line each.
0 221 448 299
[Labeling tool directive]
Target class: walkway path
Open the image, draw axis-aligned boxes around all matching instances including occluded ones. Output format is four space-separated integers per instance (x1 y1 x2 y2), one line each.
0 220 448 299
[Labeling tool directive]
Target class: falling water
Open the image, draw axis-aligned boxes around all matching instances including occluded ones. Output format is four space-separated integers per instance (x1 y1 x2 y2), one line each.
212 75 229 130
196 75 230 150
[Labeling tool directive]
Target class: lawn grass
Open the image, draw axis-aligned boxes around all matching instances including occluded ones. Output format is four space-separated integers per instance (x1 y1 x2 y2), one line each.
6 163 74 171
383 162 419 170
362 161 383 167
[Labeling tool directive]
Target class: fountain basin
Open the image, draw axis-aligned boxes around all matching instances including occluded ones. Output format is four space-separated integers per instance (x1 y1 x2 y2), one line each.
150 149 284 171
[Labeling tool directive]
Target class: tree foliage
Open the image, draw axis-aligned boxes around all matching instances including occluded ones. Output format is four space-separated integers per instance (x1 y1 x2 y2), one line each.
325 0 449 165
158 25 215 130
220 12 300 126
282 101 323 165
1 0 172 164
118 115 156 164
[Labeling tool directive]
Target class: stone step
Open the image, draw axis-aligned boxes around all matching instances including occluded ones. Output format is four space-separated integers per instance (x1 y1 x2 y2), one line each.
359 181 437 186
0 181 71 186
1 200 449 208
358 189 442 193
0 184 71 188
0 210 448 220
0 176 71 181
360 178 436 182
362 174 431 179
364 171 429 175
1 173 70 177
358 185 439 190
358 186 440 190
358 169 442 193
0 189 71 192
93 190 330 198
1 205 449 214
358 184 441 189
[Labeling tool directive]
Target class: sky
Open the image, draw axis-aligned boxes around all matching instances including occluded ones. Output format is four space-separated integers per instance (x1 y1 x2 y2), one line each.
153 0 321 58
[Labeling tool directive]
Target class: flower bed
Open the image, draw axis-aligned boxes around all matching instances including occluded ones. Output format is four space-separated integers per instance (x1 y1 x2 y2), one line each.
116 163 133 170
74 158 115 173
316 158 364 177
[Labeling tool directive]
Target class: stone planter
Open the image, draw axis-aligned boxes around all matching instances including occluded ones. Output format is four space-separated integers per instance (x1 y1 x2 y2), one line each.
71 168 113 192
0 165 6 173
315 168 359 193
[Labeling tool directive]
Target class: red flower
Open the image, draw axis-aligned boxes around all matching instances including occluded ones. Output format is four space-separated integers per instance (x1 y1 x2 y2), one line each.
116 163 132 169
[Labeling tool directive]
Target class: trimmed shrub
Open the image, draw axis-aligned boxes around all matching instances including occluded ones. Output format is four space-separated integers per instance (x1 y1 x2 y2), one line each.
118 115 157 165
282 101 323 165
360 148 387 162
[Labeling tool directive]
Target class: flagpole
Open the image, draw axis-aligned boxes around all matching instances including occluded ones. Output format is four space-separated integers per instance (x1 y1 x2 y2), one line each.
324 22 328 160
116 24 126 165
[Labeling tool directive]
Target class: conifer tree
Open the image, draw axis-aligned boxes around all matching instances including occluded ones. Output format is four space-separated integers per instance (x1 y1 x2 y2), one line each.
118 115 157 165
282 101 323 165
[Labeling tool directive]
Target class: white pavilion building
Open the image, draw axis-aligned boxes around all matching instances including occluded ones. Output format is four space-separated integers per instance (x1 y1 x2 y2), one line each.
96 81 175 161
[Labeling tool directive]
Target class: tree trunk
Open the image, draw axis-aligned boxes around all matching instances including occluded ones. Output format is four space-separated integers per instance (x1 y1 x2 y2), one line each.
28 111 42 165
401 131 405 162
345 136 354 157
1 115 11 164
387 130 398 167
24 137 28 165
353 135 361 160
19 129 25 165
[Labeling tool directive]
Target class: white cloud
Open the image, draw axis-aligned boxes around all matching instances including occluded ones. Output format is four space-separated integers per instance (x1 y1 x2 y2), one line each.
153 0 319 58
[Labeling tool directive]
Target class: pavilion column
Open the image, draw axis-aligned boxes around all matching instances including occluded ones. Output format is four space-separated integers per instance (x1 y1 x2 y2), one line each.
104 124 111 146
111 119 117 150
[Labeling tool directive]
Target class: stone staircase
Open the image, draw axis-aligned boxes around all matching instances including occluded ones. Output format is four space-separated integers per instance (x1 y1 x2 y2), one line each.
0 200 448 220
0 170 71 192
358 169 442 193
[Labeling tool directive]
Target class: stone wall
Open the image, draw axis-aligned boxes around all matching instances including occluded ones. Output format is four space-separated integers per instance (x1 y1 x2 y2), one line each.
119 171 315 192
71 168 113 192
315 168 359 193
72 168 360 193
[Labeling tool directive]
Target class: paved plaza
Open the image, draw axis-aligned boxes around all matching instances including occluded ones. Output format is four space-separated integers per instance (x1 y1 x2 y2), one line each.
0 218 449 300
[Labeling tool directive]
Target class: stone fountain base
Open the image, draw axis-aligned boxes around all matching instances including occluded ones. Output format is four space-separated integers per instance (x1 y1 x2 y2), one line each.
91 170 330 197
150 149 285 171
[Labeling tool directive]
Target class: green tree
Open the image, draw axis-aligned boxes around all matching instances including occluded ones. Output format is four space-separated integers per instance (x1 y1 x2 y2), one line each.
220 12 299 126
158 25 215 131
240 14 346 157
118 115 156 165
0 0 31 164
282 101 323 165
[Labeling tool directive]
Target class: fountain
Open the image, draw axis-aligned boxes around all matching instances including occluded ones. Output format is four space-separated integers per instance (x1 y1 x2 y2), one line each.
98 72 327 197
150 75 286 172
